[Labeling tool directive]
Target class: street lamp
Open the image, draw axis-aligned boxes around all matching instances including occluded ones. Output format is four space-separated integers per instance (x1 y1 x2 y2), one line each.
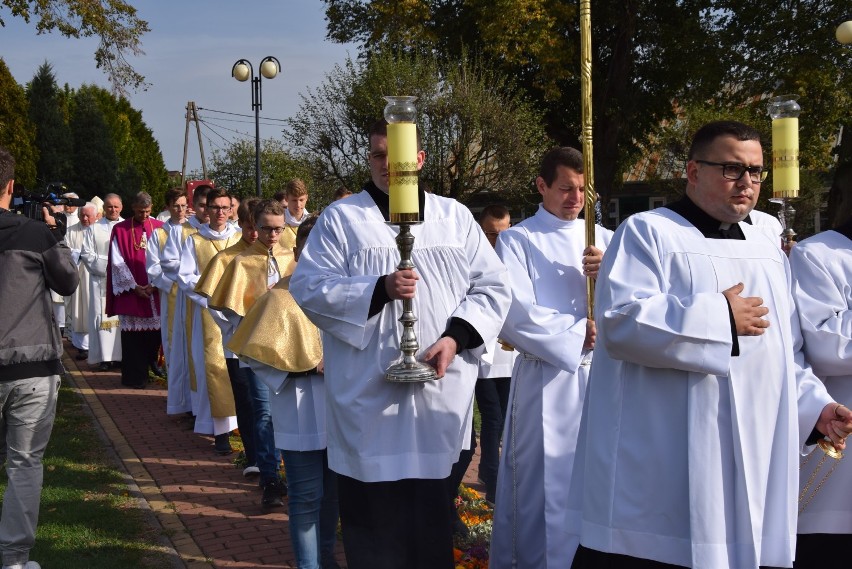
231 56 281 196
837 15 852 45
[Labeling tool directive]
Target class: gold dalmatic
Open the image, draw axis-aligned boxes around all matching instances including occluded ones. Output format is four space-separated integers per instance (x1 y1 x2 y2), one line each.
186 232 242 417
207 240 295 316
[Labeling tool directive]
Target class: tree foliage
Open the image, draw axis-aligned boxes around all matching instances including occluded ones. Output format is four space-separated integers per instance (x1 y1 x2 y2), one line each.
0 0 150 95
208 138 314 201
27 61 73 187
285 50 550 205
0 58 37 187
323 0 852 213
69 88 118 199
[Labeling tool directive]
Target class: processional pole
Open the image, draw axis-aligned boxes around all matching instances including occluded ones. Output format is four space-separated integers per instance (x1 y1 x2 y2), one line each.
579 0 596 319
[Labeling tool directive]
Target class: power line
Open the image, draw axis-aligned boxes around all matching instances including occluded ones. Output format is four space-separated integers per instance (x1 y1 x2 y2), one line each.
197 106 290 123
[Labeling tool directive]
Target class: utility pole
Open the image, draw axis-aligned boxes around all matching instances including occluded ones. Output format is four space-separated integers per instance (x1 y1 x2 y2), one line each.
180 101 208 188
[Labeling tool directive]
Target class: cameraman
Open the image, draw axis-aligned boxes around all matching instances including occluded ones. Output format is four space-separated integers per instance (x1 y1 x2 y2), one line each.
0 147 78 569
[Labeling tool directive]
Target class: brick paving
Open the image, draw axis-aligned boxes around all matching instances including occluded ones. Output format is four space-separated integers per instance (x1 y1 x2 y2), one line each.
62 342 485 569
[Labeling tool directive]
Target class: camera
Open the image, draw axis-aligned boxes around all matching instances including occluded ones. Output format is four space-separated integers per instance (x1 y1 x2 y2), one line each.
11 182 86 237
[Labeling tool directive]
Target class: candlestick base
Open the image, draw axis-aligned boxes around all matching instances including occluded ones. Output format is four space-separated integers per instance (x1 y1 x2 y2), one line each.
385 358 438 383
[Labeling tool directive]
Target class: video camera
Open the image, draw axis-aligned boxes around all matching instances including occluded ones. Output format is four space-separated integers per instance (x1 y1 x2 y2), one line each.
11 183 86 237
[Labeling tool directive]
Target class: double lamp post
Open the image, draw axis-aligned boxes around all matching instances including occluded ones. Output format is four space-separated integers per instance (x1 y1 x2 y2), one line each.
231 56 281 197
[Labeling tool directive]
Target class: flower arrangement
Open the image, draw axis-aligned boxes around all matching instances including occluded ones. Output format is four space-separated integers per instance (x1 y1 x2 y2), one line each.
453 484 493 568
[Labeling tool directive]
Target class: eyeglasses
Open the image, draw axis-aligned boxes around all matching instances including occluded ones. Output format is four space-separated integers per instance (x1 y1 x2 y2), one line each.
695 160 768 183
208 205 232 213
259 226 285 234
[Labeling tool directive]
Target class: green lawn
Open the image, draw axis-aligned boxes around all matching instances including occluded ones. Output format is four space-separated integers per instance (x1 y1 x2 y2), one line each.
0 382 176 569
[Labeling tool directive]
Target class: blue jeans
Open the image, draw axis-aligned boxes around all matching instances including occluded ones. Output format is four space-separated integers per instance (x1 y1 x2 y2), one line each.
246 368 280 485
0 375 60 567
279 449 339 569
226 359 256 466
474 376 510 502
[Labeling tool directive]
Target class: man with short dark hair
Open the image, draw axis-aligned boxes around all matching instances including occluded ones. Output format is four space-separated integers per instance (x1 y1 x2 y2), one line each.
566 121 852 569
0 146 78 569
291 119 510 569
490 147 612 569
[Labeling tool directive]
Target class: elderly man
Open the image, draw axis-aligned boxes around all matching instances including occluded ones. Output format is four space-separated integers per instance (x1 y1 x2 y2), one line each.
566 121 852 569
81 193 123 371
107 192 164 389
64 202 96 360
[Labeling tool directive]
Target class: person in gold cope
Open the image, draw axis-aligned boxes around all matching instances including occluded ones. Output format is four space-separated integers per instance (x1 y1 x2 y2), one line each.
206 198 294 507
177 187 242 454
228 214 340 569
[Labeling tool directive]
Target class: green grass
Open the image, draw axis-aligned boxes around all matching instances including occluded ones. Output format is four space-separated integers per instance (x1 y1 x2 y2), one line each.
0 382 176 569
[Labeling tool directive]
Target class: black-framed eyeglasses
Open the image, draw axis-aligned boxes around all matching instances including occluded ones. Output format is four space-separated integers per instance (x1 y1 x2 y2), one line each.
695 160 768 183
208 205 232 212
259 226 285 234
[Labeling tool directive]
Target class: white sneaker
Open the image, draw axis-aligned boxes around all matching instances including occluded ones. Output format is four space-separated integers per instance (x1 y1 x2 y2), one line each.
3 562 42 569
242 465 260 477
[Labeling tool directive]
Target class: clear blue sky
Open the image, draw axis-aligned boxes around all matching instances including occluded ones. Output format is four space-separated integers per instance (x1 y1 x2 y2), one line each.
2 0 356 177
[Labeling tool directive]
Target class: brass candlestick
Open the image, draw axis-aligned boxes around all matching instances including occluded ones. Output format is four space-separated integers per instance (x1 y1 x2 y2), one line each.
768 95 801 248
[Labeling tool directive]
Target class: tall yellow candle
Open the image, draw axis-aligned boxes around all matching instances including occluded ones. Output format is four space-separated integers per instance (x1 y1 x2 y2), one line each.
772 116 799 199
387 122 419 220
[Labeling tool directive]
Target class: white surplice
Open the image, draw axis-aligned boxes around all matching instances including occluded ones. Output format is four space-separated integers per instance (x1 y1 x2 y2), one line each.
789 229 852 535
64 222 90 350
748 208 784 249
159 216 202 414
490 206 612 569
177 223 239 436
565 207 832 569
290 190 511 482
80 217 122 364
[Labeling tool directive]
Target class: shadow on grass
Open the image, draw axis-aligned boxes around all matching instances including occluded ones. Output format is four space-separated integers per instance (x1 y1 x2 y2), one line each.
0 384 179 569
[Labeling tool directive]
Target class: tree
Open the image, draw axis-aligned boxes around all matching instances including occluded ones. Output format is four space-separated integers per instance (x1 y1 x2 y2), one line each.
27 61 73 188
285 50 550 205
323 0 852 215
0 0 150 95
0 58 37 188
77 84 168 204
69 89 118 199
208 138 314 200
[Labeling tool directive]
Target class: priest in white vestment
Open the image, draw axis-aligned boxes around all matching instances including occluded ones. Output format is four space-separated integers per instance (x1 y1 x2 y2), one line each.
159 188 207 415
64 203 96 359
290 120 511 569
146 189 188 402
789 199 852 566
80 193 123 370
566 121 852 569
177 188 240 450
490 147 613 569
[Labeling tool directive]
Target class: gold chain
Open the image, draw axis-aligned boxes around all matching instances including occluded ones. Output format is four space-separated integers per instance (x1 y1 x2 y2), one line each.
798 443 843 514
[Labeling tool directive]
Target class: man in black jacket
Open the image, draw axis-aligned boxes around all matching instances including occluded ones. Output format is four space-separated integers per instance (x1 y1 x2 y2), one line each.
0 146 78 569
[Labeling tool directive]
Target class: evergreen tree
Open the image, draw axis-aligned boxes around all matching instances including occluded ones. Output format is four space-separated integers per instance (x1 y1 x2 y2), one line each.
70 89 119 200
27 62 73 189
0 58 37 188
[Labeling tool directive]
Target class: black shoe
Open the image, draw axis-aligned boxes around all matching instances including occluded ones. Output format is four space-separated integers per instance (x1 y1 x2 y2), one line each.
321 556 342 569
214 433 233 455
150 364 166 378
261 479 285 508
98 362 111 371
76 350 88 360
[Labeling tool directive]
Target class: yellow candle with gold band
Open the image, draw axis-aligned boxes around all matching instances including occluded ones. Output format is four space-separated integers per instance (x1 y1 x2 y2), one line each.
387 122 419 218
772 116 799 199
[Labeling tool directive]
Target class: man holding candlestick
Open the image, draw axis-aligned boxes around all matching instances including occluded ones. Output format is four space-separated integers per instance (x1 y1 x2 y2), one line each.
565 120 852 569
290 119 511 569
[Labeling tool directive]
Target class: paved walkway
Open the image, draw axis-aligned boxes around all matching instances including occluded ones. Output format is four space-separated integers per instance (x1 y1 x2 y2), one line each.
62 342 485 569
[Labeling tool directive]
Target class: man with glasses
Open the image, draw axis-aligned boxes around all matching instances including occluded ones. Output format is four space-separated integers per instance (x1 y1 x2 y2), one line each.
566 121 852 569
203 198 293 506
178 188 242 454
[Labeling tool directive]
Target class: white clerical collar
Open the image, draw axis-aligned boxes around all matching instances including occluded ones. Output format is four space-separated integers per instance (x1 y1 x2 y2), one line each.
102 216 122 227
200 223 237 240
536 203 583 229
285 208 309 226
